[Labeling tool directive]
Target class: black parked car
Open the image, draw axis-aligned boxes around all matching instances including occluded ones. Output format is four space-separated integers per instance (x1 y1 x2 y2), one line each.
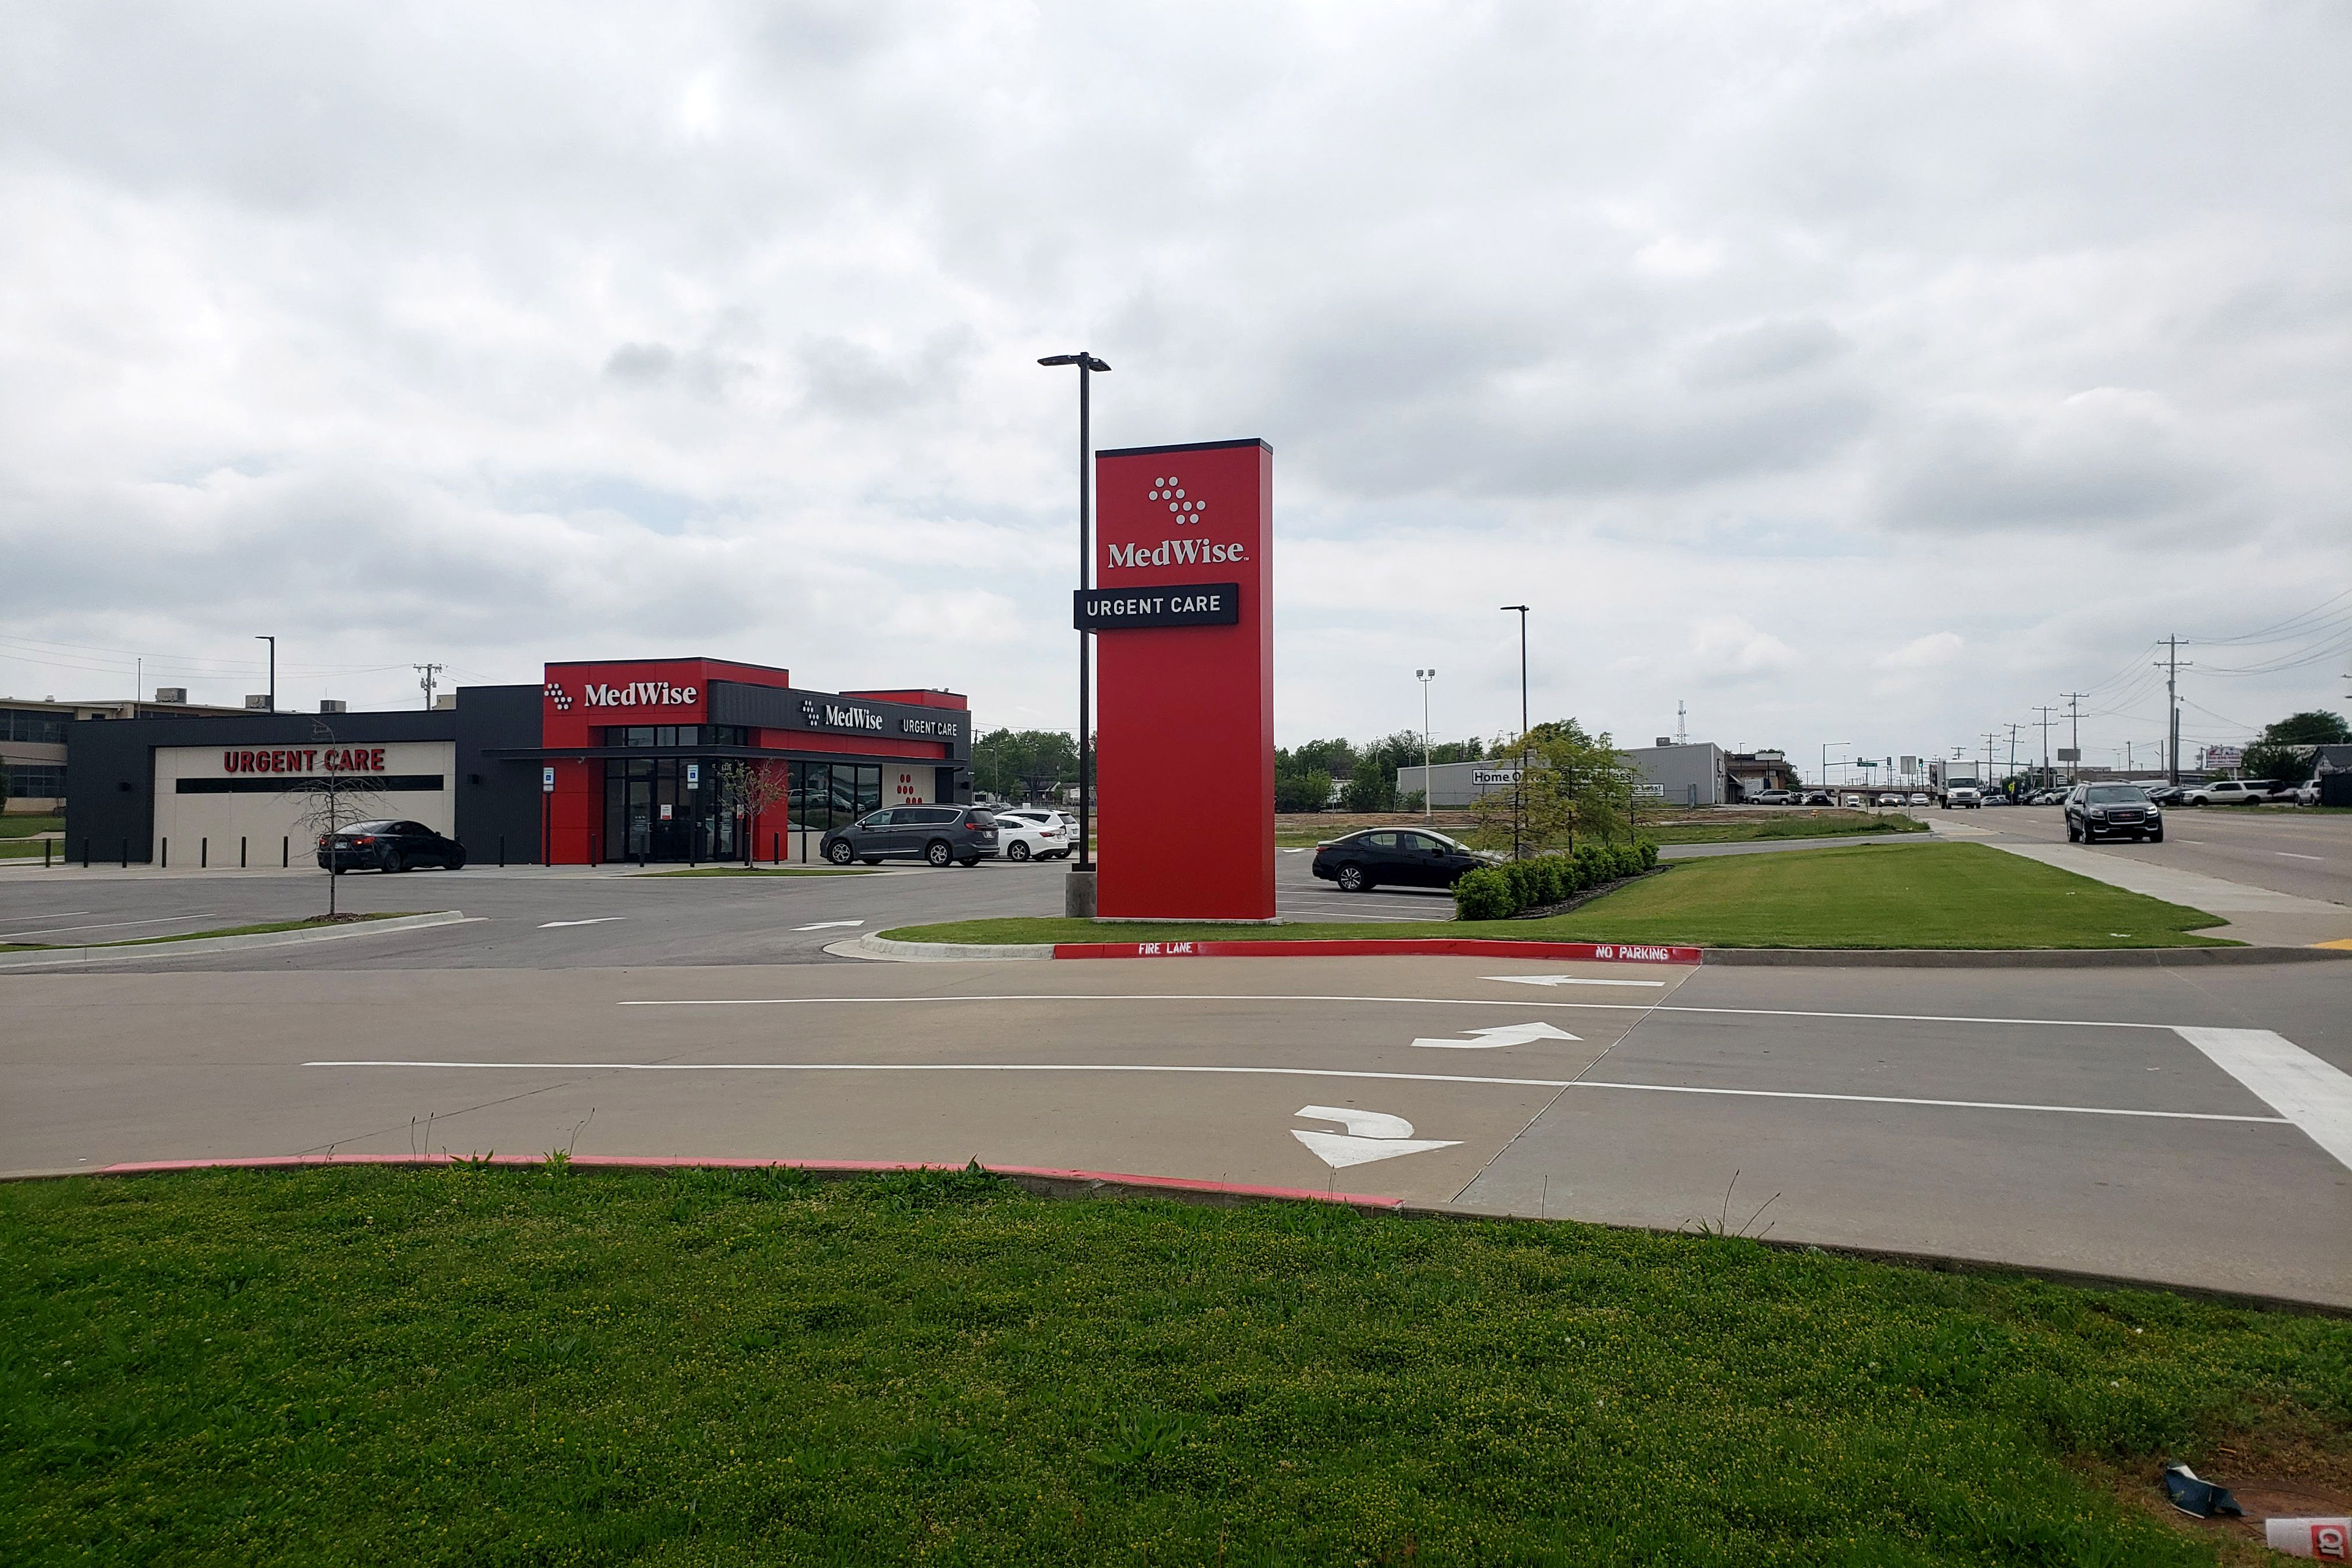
2065 783 2163 843
318 820 467 873
822 805 999 868
1312 828 1493 892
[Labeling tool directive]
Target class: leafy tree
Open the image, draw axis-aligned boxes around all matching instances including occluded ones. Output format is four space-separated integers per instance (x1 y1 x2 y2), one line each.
2242 710 2350 782
972 729 1079 801
1469 718 1638 857
1274 770 1333 814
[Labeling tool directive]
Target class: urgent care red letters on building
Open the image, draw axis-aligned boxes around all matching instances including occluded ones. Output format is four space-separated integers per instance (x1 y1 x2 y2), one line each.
1089 439 1276 921
222 747 386 774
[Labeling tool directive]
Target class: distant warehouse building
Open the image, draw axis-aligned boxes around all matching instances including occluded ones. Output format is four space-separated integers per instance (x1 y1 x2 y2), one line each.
1400 741 1792 810
1395 759 1526 809
1621 741 1725 807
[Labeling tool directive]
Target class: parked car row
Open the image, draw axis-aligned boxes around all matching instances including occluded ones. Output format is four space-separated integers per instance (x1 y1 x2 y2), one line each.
1751 790 1927 807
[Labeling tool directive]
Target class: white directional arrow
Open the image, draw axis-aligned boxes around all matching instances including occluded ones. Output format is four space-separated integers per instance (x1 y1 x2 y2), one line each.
1484 974 1666 989
539 918 627 929
1410 1021 1581 1050
793 920 865 932
1291 1105 1461 1168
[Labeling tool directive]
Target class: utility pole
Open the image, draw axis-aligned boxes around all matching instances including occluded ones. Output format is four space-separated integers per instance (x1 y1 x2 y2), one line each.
2033 706 2056 790
2060 692 2087 785
1415 669 1435 820
415 663 443 710
2155 637 2190 785
2005 722 2021 794
1981 732 2000 791
1501 606 1531 859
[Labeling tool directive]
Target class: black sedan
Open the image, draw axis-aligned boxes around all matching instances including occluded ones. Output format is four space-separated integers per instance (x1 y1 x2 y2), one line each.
318 820 468 873
1312 827 1492 892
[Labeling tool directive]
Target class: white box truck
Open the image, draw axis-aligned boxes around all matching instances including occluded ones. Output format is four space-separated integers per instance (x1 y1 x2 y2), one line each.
1929 759 1982 809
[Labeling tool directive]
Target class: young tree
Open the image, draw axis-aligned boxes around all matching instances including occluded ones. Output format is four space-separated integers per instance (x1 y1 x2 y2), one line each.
713 758 792 864
279 723 386 917
2242 710 2351 782
1468 718 1638 857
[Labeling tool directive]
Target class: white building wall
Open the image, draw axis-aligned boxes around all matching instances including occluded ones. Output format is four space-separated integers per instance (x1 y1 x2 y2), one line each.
151 742 456 862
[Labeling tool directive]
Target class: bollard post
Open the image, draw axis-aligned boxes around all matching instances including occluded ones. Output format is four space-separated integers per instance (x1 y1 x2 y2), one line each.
84 838 91 868
161 838 168 869
120 838 128 869
240 836 247 869
44 839 52 869
200 838 207 869
498 835 505 869
772 831 780 866
282 836 289 869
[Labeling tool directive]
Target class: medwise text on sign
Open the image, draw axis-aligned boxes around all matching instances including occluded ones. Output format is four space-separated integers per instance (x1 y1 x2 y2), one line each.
1091 439 1275 921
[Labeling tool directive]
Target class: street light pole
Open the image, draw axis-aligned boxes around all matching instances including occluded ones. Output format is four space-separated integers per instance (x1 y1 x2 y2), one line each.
1500 606 1529 859
1415 669 1435 820
1038 352 1110 914
255 636 275 714
1822 742 1847 793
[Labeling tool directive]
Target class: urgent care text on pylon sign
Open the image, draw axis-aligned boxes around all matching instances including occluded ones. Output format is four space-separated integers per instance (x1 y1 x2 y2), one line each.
1084 439 1275 921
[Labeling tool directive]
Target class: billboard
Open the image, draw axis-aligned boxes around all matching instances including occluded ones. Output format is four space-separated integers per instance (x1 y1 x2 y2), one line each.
1091 439 1275 920
2203 745 2244 767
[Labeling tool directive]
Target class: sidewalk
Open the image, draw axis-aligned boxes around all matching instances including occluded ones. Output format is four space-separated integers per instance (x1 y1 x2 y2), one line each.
1990 842 2352 948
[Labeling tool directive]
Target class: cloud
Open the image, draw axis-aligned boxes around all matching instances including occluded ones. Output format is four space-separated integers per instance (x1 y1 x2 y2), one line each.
0 0 2342 775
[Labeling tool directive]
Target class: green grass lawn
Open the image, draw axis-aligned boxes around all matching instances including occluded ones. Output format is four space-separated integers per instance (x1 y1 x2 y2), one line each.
1645 810 1929 845
6 1166 2342 1566
0 912 418 953
0 813 64 839
885 843 2230 950
0 836 63 858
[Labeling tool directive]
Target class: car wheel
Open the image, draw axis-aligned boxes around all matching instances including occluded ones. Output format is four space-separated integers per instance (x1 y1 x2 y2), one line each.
861 858 881 866
1008 841 1031 862
446 851 467 870
826 840 854 865
1335 863 1369 892
926 840 953 868
2067 821 2081 842
2149 828 2163 843
958 856 980 868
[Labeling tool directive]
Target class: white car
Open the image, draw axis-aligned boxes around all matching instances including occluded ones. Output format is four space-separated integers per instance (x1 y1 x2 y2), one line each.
2296 778 2321 806
1841 793 1866 807
992 809 1074 860
2182 780 2265 806
1907 793 1930 806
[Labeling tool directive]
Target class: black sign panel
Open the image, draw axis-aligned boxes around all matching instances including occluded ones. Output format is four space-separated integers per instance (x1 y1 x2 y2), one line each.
1074 582 1242 631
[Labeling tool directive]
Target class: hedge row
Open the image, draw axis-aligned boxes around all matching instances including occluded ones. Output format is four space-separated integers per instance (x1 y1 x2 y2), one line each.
1453 839 1659 921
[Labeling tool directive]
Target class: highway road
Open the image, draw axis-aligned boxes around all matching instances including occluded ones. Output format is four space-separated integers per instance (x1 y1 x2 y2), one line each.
1936 801 2352 906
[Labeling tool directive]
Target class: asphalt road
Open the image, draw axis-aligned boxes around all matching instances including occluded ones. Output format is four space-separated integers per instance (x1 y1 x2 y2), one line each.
1936 802 2352 906
6 953 2346 1305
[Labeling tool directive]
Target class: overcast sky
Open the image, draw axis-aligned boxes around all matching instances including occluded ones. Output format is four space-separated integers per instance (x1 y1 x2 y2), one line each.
3 1 2347 777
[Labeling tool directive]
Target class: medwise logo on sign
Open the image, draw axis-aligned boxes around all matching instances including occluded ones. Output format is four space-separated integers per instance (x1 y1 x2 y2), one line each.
1103 473 1250 570
582 680 697 708
543 681 575 712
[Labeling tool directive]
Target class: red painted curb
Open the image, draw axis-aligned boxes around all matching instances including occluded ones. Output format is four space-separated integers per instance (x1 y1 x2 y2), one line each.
85 1154 1403 1209
1051 938 1703 963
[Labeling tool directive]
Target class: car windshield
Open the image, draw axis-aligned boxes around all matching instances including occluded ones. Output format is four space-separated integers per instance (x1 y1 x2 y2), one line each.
2086 786 2146 804
344 821 396 834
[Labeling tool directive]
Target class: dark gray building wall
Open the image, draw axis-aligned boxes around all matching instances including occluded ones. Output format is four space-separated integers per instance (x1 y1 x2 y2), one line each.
452 685 545 863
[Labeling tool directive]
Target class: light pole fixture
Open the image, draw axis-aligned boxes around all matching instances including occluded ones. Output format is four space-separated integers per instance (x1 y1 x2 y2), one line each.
1500 606 1530 859
1038 352 1110 910
1415 669 1436 819
255 635 276 714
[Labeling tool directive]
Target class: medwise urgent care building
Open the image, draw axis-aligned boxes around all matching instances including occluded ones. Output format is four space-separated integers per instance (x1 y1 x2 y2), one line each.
64 658 970 866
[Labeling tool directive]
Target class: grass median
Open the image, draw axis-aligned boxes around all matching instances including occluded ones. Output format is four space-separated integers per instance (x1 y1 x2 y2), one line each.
7 1164 2345 1564
640 866 880 878
0 911 420 953
883 843 2231 949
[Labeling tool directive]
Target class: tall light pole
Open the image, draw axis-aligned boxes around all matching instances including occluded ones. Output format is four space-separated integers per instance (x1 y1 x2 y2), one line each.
1500 606 1529 859
254 636 275 714
1821 742 1847 791
1038 352 1109 914
1414 669 1435 819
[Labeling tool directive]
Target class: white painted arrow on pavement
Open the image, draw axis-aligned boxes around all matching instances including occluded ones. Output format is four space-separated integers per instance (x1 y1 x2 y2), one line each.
539 918 627 929
1291 1105 1461 1168
1411 1021 1581 1050
1485 974 1665 989
793 920 865 932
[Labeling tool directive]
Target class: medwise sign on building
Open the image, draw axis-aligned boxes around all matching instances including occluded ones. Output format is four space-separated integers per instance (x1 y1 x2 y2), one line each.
1090 438 1275 920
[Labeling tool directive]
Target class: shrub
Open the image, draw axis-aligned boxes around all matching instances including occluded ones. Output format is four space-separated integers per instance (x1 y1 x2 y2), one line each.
1636 837 1659 869
1453 865 1518 921
1532 856 1566 905
1503 859 1539 910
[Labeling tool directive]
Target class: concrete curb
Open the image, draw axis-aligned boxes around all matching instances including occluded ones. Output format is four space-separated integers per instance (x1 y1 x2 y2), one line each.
1700 944 2352 968
0 910 472 971
34 1153 2342 1313
858 932 1057 961
858 929 2348 968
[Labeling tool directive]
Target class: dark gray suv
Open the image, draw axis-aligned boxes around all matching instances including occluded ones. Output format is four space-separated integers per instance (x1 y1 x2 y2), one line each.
822 805 999 868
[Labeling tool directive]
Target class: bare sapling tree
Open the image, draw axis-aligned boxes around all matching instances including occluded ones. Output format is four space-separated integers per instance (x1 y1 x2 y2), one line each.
712 758 791 865
279 720 386 916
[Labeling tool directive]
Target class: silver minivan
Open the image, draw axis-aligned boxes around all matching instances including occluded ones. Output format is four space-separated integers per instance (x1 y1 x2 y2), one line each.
821 805 1000 867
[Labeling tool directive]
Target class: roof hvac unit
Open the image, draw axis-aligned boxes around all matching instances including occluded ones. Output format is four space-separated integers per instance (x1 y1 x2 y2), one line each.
244 695 271 710
319 699 348 714
152 687 187 704
432 695 457 710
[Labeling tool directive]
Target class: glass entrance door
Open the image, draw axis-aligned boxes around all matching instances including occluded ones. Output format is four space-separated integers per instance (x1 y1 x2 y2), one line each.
604 758 739 861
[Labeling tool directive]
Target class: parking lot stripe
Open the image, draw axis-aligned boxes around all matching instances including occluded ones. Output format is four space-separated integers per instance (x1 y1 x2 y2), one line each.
2172 1027 2352 1170
301 1060 2287 1124
617 993 2173 1030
